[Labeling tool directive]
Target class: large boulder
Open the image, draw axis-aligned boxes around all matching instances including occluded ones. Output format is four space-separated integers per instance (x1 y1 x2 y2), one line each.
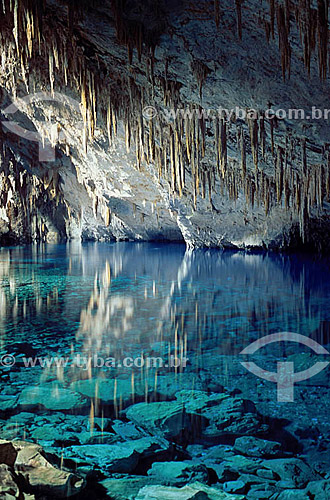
305 480 330 500
64 437 171 473
275 491 309 499
70 377 148 405
0 395 18 412
136 482 245 499
125 391 263 442
233 437 283 458
201 398 264 438
125 401 207 440
0 440 17 467
147 461 209 486
101 476 158 500
261 458 318 489
0 464 20 499
13 441 84 498
152 373 207 399
18 384 85 411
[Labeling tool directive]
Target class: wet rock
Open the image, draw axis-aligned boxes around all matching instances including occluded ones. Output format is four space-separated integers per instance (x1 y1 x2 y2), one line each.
237 474 273 487
65 437 171 473
31 425 80 446
305 480 330 499
275 491 309 499
125 391 263 442
125 401 207 440
77 431 120 445
7 412 35 424
100 475 157 500
13 440 84 498
246 483 277 499
18 384 85 411
0 440 17 467
112 420 145 440
186 445 207 458
175 390 230 412
223 480 246 494
204 454 262 484
70 377 147 405
201 398 265 438
147 461 209 486
233 437 283 458
203 445 235 462
261 458 317 488
219 455 262 475
153 373 206 398
0 464 20 498
136 481 245 499
256 469 278 480
0 395 18 412
286 353 330 387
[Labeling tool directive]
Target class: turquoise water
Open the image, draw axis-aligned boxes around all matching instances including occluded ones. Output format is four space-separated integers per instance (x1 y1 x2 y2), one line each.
1 242 330 435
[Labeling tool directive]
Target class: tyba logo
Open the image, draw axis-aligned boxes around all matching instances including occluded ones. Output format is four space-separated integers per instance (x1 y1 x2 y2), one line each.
240 332 330 402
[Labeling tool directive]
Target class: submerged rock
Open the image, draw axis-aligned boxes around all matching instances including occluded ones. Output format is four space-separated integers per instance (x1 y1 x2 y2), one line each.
65 437 171 473
147 461 209 486
153 373 207 398
136 482 245 499
125 400 207 441
0 395 18 412
223 479 246 494
275 491 309 499
70 377 147 405
100 475 158 500
125 391 263 442
201 398 264 438
305 480 330 499
233 436 283 458
261 457 318 489
18 384 86 411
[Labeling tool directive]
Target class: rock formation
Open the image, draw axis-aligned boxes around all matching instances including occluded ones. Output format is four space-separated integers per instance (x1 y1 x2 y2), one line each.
0 1 330 249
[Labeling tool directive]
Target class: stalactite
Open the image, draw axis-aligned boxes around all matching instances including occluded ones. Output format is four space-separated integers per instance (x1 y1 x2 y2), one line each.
105 207 111 227
248 115 259 169
191 61 210 99
125 117 131 153
264 176 270 215
148 119 154 163
317 0 328 79
326 151 330 200
235 0 243 40
240 128 246 180
199 107 206 158
259 113 266 159
219 120 227 180
49 49 54 96
276 146 283 203
276 3 291 79
214 0 220 28
270 0 275 39
301 137 307 174
13 0 19 55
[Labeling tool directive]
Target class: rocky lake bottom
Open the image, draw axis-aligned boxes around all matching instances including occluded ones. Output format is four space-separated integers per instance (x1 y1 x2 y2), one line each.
0 243 330 500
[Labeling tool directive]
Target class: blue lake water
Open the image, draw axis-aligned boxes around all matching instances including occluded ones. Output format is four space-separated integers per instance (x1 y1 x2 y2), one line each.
1 242 330 459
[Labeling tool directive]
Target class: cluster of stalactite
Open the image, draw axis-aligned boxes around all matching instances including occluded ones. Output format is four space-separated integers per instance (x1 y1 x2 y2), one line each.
0 141 67 243
213 1 329 80
259 0 329 79
0 0 329 241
